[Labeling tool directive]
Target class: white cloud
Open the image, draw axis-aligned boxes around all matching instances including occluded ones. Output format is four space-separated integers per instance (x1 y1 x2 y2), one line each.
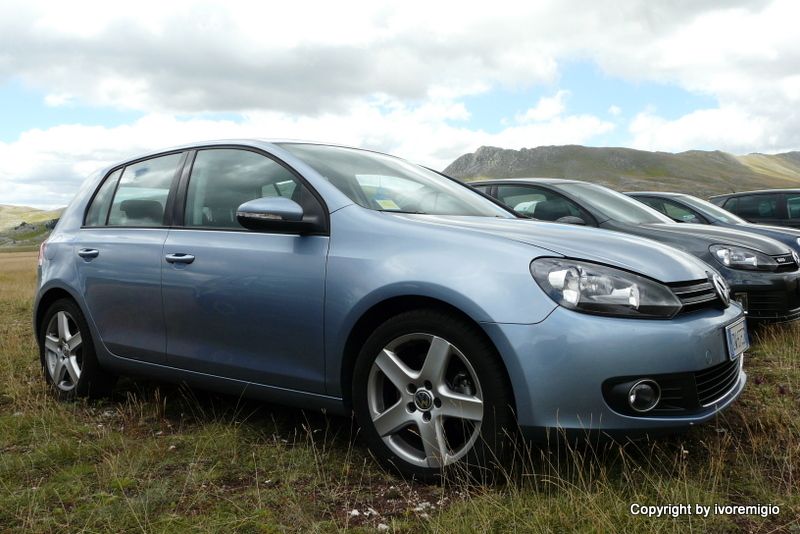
2 0 800 206
0 103 614 207
516 91 569 122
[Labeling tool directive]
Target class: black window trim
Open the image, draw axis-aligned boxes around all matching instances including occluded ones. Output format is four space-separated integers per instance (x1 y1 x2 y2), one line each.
170 144 331 236
81 149 189 229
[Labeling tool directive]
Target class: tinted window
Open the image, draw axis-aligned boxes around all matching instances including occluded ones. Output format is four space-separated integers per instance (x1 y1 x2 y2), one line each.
185 149 308 229
725 194 780 219
278 143 512 217
554 183 673 224
787 194 800 219
496 185 586 222
108 153 182 226
84 169 121 226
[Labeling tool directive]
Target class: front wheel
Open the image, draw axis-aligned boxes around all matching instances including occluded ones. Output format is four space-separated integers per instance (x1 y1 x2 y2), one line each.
352 310 515 481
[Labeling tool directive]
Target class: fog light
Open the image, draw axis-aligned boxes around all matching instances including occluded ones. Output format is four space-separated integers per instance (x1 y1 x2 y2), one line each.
628 380 661 413
733 292 748 312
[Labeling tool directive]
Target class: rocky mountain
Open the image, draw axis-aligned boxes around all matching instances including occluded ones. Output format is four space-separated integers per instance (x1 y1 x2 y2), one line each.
443 145 800 197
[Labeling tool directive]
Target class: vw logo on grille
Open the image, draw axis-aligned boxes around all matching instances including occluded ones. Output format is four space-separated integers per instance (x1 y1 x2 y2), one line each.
414 389 433 411
712 273 730 306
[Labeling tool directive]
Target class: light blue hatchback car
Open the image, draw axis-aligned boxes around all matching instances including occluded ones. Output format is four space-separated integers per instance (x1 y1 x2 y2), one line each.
35 140 748 479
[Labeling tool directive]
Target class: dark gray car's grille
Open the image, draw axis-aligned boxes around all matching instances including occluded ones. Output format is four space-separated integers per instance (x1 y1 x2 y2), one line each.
695 357 743 406
669 279 721 314
772 254 798 273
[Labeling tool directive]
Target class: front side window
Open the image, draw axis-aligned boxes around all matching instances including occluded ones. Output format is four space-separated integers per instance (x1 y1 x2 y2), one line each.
184 149 310 229
725 194 780 219
84 169 121 226
660 199 704 223
278 143 513 218
107 153 182 226
496 185 587 222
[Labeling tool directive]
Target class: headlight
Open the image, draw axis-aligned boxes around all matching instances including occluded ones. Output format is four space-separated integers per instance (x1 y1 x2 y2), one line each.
709 245 777 271
530 258 682 318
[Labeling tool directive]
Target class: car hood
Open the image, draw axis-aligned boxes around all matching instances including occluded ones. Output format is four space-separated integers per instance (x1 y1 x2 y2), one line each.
401 215 713 283
740 223 800 239
635 223 792 255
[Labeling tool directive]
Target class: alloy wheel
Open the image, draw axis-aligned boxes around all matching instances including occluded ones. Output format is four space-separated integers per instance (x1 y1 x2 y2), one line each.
44 311 83 392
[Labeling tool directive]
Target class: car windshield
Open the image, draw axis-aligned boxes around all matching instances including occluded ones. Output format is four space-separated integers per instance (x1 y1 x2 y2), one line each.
277 143 513 217
678 195 747 224
555 182 674 224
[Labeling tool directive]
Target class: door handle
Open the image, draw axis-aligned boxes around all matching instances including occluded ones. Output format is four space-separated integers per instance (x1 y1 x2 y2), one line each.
165 253 195 264
77 248 99 259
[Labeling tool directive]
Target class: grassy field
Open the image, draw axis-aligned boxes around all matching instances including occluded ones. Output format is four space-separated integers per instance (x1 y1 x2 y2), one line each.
1 251 798 533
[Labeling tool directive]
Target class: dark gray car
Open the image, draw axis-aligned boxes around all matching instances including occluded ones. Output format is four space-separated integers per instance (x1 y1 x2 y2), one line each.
473 178 800 323
709 189 800 228
628 191 800 257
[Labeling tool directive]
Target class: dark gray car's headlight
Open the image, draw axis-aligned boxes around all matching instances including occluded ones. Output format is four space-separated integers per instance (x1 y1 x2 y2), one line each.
530 258 683 318
709 244 777 271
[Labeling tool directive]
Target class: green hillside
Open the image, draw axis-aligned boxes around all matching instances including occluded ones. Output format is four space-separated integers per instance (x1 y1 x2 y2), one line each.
0 205 63 250
443 145 800 197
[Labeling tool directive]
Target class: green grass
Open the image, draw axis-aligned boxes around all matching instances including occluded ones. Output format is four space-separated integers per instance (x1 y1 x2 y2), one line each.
0 205 62 232
1 251 798 532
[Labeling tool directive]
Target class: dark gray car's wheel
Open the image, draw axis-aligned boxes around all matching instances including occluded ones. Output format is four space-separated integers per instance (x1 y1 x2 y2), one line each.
353 309 515 481
39 299 115 400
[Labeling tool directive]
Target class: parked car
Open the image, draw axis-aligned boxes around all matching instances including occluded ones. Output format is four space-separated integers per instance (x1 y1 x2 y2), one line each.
473 178 800 323
709 189 800 228
627 191 800 255
36 141 748 480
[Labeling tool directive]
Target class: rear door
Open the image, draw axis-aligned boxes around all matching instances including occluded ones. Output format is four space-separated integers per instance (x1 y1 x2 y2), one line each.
161 147 329 393
75 152 186 362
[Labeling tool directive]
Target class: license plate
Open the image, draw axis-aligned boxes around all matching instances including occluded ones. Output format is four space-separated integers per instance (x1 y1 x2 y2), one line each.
725 319 749 360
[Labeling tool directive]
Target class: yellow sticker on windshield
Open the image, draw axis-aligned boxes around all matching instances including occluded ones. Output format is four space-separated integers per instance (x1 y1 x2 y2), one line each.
376 199 401 210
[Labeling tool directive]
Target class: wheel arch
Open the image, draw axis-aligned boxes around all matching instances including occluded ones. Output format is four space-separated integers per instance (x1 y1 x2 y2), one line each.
339 295 516 413
34 286 81 339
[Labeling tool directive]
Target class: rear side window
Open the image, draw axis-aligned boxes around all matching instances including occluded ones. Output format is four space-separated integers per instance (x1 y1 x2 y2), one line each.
107 153 182 227
725 194 780 219
787 194 800 219
84 169 121 226
184 149 310 229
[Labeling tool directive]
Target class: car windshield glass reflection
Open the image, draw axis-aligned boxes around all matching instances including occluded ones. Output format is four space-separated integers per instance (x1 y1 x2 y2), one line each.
556 182 674 224
278 143 513 217
678 195 748 224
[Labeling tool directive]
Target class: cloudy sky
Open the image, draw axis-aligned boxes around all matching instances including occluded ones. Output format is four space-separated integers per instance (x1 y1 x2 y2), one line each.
1 0 799 207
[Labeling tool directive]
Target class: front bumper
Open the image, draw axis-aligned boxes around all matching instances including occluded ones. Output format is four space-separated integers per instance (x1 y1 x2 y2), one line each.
482 304 746 439
722 267 800 322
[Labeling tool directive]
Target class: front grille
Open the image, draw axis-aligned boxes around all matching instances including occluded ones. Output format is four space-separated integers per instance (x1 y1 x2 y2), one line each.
695 357 743 406
773 254 798 273
745 290 800 321
669 279 721 314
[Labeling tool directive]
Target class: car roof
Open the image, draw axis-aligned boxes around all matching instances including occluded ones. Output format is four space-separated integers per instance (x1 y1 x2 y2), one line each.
709 188 800 199
469 177 582 186
626 191 687 198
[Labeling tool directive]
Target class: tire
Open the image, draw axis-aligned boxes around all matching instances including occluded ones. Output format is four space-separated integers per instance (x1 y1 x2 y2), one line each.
352 309 515 482
38 298 116 400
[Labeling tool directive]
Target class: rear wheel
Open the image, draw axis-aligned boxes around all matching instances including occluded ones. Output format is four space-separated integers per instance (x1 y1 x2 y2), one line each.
353 310 515 481
39 299 115 400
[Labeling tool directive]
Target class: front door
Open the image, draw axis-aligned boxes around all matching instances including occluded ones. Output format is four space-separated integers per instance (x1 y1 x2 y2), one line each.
161 148 329 393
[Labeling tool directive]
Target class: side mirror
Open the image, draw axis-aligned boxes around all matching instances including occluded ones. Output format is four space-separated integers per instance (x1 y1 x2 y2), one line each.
555 215 586 226
236 197 308 232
